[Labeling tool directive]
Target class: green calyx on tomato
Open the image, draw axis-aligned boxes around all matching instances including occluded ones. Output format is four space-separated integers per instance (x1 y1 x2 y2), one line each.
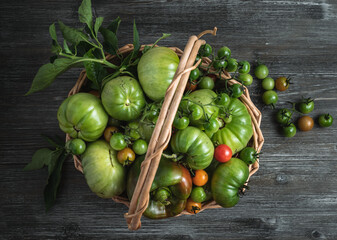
82 140 126 198
127 156 192 219
101 76 146 121
318 114 333 127
239 147 258 165
238 61 251 74
138 47 180 102
297 97 314 114
212 97 253 154
276 108 292 125
199 43 212 57
212 158 249 208
66 138 86 155
57 93 108 142
171 126 214 170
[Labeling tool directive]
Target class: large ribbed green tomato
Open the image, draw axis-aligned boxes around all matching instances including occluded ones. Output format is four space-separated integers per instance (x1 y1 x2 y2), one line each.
212 97 253 154
57 93 108 142
81 140 126 198
101 76 146 121
212 158 249 208
137 47 179 101
171 126 214 170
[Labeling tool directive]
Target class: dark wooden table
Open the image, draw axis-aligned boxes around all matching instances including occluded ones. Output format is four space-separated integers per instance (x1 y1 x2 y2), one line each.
1 0 337 239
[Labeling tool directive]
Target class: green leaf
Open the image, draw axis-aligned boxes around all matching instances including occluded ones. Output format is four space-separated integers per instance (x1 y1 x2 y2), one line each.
58 20 89 45
78 0 93 30
23 148 53 171
41 135 64 148
51 42 62 54
48 149 63 177
49 23 58 42
44 151 68 212
25 58 80 95
100 27 118 55
63 40 72 54
107 16 121 34
142 33 171 54
131 20 140 59
83 49 107 90
94 17 104 36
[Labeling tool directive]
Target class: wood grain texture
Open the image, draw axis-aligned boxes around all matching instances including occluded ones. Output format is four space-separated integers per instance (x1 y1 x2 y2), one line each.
1 0 337 239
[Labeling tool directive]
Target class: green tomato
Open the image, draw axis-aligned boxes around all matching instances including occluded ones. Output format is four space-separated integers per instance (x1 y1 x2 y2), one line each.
132 139 148 155
238 61 250 74
298 98 314 114
198 76 214 90
254 64 269 79
190 187 207 203
204 118 220 133
225 58 238 72
173 115 190 130
282 123 297 137
231 84 243 98
212 158 249 208
239 147 258 165
57 93 108 142
82 140 126 198
125 121 141 140
276 108 292 125
109 133 127 151
180 89 219 125
212 97 253 154
217 46 231 59
189 104 203 121
189 68 200 81
199 43 212 57
238 73 253 86
66 138 86 155
262 77 275 90
262 90 278 105
101 76 146 121
318 114 333 127
215 93 231 107
171 126 214 170
138 47 179 101
213 59 227 70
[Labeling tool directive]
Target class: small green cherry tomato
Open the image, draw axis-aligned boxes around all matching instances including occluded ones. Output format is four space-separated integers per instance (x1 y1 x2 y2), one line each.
282 123 297 138
318 114 333 127
231 84 243 98
238 61 251 74
213 59 227 70
198 76 215 90
189 104 203 121
238 73 253 86
203 118 220 133
189 68 200 81
239 147 258 165
276 108 292 125
66 138 86 155
225 58 238 72
173 115 190 130
110 132 127 151
215 93 230 106
132 139 148 155
262 90 278 106
298 98 314 114
217 46 231 59
194 55 202 66
262 77 275 90
199 43 212 57
190 187 207 203
254 64 269 79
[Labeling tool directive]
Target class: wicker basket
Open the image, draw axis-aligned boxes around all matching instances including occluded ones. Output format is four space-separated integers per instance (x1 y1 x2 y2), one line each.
66 28 264 230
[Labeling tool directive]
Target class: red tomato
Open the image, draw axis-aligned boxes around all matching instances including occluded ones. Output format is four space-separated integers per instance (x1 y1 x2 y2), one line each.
214 144 232 162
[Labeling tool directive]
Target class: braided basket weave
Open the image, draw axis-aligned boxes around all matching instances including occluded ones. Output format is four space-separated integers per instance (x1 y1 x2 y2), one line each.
66 28 264 230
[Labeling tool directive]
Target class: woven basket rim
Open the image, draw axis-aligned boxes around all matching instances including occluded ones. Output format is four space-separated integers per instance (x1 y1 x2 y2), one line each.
67 41 264 229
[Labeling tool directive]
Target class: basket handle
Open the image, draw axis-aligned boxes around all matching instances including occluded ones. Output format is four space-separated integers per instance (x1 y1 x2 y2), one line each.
125 28 217 230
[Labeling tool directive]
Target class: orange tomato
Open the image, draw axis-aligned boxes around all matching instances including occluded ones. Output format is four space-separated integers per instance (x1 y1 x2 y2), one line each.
185 198 202 214
192 169 208 186
117 148 135 166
